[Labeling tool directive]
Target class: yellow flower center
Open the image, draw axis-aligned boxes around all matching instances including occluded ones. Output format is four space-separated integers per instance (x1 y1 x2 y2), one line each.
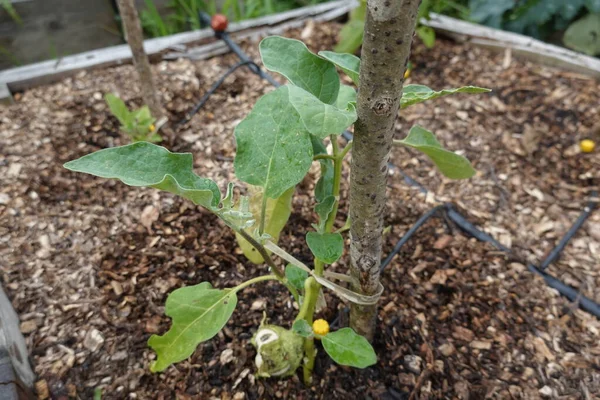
312 319 329 336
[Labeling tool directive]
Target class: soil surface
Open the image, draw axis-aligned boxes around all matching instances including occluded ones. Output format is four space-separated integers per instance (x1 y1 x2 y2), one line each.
2 21 600 400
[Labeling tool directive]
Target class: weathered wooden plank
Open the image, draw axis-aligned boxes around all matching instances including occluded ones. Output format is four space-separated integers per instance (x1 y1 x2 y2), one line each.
0 286 34 399
164 2 355 61
0 0 355 98
422 13 600 78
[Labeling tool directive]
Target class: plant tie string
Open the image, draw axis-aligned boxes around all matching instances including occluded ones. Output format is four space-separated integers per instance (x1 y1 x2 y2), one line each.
264 241 384 306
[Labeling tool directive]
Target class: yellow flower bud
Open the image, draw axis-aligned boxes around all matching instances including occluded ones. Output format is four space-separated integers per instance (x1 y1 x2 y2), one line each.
312 319 329 336
404 68 411 79
149 124 156 132
580 139 595 153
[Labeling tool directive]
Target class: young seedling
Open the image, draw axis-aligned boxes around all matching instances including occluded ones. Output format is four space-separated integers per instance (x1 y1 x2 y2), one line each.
65 36 488 384
105 93 162 143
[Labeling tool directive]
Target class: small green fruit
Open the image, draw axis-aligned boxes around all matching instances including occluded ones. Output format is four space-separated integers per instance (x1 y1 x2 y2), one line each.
251 325 304 378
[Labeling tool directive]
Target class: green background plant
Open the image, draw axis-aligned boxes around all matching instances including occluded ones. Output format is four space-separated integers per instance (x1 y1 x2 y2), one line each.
105 94 161 143
336 0 600 56
140 0 330 38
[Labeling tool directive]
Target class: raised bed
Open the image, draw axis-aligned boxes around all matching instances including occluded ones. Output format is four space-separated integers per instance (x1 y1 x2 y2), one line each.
1 12 600 400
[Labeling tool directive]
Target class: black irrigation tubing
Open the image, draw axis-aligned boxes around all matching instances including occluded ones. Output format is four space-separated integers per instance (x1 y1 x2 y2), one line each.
178 60 261 126
194 15 600 319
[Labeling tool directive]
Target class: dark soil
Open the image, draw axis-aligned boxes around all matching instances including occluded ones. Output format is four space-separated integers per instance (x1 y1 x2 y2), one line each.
1 21 600 400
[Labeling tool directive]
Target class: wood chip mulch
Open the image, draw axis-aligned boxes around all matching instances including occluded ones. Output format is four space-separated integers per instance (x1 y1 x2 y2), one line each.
1 22 599 399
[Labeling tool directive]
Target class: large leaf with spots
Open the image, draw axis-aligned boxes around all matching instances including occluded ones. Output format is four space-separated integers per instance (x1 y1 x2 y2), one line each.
260 36 340 104
64 142 221 209
148 282 237 372
234 86 313 199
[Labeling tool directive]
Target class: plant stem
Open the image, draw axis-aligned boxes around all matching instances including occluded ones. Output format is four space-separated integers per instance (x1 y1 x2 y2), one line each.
232 274 278 293
259 192 268 235
297 277 319 385
324 136 343 232
236 229 300 302
237 229 283 278
300 135 348 384
339 140 353 160
314 154 336 161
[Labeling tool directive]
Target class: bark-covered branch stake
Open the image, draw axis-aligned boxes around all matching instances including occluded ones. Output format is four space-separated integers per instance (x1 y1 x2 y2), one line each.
349 0 422 339
116 0 164 120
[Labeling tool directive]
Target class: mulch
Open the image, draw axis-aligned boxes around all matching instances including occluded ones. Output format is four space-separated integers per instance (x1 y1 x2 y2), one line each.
1 20 600 400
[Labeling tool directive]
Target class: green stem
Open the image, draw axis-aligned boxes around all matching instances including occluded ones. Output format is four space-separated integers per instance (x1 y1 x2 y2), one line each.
236 229 299 302
324 136 343 232
314 154 336 161
259 192 267 235
339 140 353 160
232 274 278 293
297 277 319 385
238 229 282 277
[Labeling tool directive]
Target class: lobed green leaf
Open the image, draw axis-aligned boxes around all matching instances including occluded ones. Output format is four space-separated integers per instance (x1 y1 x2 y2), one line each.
259 36 340 104
318 51 360 85
322 328 377 368
148 283 237 372
234 86 313 199
397 125 476 180
401 84 491 108
63 142 221 209
306 232 344 264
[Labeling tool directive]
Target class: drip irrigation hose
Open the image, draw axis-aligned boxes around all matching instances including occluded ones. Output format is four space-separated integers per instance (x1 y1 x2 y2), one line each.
191 13 600 319
539 194 598 271
380 205 444 272
178 60 260 126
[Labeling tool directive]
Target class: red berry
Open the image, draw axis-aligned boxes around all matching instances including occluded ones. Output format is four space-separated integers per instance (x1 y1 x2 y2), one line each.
211 14 228 32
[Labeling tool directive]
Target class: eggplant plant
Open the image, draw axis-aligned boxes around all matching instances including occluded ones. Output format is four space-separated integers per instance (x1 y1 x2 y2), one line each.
64 36 488 384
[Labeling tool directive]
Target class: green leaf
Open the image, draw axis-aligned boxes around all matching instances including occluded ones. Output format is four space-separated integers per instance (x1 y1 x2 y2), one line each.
132 106 155 127
564 13 600 56
64 142 221 208
306 232 344 264
318 51 360 85
286 264 309 291
287 85 356 139
322 328 377 368
292 319 313 338
336 85 357 110
234 86 313 199
148 283 237 372
235 187 294 264
397 125 475 180
416 26 436 48
587 0 600 12
260 36 340 104
314 195 336 233
105 93 131 127
468 0 513 26
401 84 490 108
